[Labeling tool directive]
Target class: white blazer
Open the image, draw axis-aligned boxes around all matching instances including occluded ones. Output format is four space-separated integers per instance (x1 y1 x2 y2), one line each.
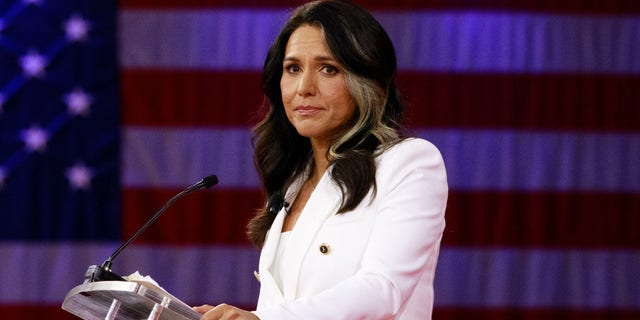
253 138 448 319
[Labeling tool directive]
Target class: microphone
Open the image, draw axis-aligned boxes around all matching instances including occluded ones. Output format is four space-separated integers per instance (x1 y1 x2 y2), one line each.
84 174 219 283
267 193 289 215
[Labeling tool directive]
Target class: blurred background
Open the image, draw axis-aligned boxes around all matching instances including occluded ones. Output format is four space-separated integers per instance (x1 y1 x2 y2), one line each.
1 0 639 319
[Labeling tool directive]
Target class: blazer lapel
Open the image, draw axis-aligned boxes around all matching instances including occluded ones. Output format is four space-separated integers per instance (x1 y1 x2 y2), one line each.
257 208 287 304
281 170 342 299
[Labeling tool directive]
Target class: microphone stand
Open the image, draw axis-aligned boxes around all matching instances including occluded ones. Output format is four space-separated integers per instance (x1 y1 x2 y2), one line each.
84 175 218 283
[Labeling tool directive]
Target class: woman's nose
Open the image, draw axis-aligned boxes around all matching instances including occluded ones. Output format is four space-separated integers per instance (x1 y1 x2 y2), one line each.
296 71 317 96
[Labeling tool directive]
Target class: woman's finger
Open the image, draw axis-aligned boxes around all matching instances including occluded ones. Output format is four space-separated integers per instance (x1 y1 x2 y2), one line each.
192 304 214 314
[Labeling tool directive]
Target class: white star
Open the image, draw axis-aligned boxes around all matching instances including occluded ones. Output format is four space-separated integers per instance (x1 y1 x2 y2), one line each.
21 125 49 152
64 15 90 42
20 50 47 78
66 163 93 190
64 88 92 116
0 167 6 190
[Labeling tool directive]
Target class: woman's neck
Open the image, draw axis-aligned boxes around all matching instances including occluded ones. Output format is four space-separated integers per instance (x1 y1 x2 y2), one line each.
309 139 330 183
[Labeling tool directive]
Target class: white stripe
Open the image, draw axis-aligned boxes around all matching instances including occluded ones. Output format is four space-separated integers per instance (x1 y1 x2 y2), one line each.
119 9 640 73
118 9 287 70
2 243 638 309
435 248 640 309
420 129 640 192
379 11 640 73
123 127 640 192
122 126 258 188
0 242 259 305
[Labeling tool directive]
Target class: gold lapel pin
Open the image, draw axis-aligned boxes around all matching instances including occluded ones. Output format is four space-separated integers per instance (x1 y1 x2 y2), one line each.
319 243 331 255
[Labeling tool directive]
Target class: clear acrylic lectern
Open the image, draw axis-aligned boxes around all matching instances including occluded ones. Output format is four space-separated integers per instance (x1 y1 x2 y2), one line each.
62 280 201 320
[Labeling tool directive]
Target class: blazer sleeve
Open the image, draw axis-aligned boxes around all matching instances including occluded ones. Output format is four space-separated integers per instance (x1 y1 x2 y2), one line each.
253 138 448 319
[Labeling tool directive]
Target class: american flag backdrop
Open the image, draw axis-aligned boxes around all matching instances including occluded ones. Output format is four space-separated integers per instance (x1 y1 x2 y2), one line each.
1 0 639 319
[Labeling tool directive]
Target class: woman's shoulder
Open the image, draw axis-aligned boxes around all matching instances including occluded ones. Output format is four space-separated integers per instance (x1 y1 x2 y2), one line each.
375 137 446 178
378 137 442 161
372 137 448 201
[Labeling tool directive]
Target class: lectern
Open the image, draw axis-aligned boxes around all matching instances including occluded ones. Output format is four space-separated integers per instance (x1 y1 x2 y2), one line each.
62 280 201 320
62 175 219 319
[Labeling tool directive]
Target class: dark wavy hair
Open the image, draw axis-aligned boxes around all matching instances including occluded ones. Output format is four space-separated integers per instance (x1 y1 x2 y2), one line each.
247 0 404 247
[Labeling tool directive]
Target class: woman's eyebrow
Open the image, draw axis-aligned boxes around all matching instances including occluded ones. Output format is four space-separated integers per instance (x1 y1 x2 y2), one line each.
283 55 336 63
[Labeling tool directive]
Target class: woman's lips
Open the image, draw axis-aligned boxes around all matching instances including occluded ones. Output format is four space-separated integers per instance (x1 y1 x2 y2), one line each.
294 105 322 115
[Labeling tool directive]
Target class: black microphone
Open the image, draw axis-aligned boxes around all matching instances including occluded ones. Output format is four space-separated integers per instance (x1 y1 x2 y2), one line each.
267 193 289 215
84 174 219 283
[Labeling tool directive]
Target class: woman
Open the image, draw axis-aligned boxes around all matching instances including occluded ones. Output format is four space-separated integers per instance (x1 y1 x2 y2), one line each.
195 1 447 319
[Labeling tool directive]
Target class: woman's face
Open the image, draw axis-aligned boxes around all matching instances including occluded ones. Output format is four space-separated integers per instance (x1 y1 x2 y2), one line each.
280 25 356 145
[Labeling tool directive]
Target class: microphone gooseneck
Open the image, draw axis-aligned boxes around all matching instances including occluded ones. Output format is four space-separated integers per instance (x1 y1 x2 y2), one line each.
88 174 218 282
268 193 289 215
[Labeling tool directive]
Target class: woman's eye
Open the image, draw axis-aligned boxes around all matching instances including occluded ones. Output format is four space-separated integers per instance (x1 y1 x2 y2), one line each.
322 65 338 75
285 65 301 73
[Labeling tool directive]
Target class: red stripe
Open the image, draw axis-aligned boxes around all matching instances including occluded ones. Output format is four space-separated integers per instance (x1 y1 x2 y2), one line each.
399 72 640 132
444 191 640 248
0 305 74 320
121 70 264 128
119 0 640 14
123 188 640 248
434 307 640 320
123 70 640 131
122 188 264 246
4 305 639 320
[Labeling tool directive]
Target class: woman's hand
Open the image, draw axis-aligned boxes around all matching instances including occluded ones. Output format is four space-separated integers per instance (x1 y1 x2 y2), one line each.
193 304 259 320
